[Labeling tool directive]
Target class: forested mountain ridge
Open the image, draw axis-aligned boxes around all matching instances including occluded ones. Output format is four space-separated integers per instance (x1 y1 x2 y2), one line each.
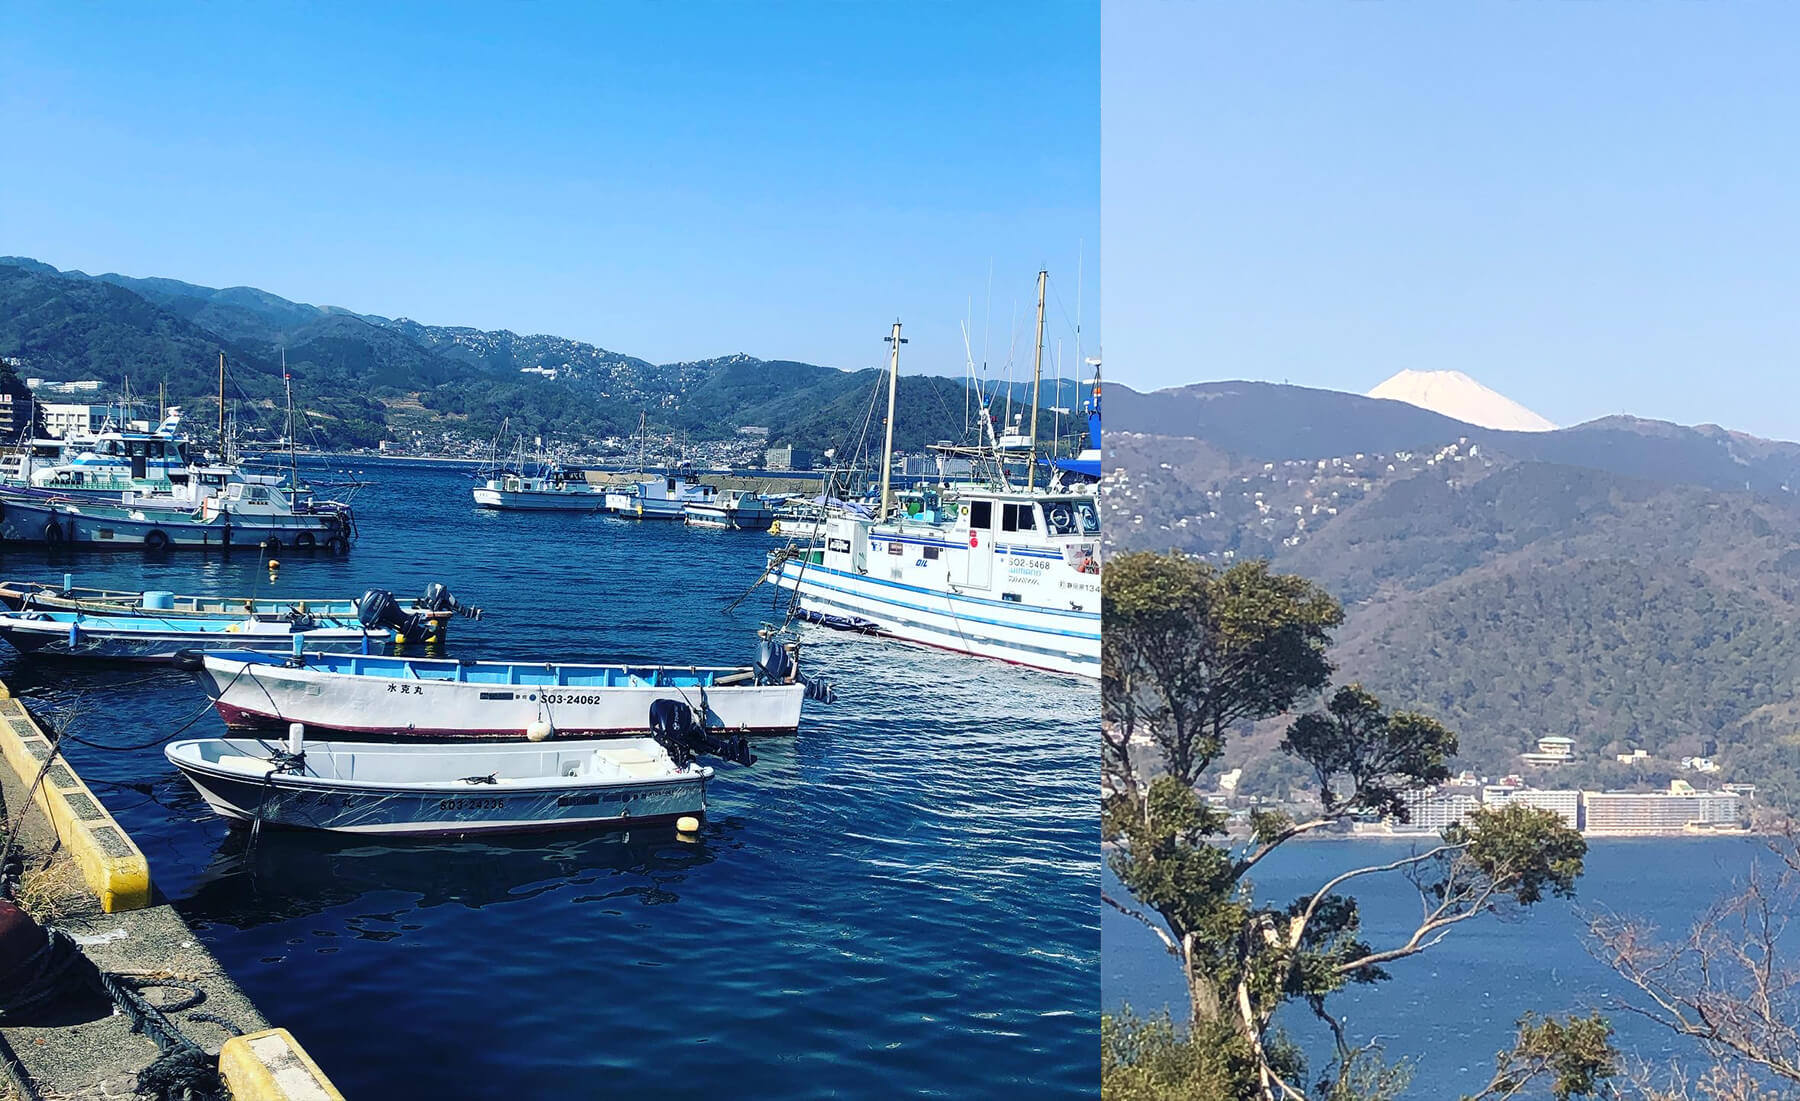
1106 380 1800 807
0 256 1006 454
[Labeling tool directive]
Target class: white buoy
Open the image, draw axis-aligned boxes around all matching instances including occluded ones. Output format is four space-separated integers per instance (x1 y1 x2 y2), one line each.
526 720 553 742
676 815 701 834
287 722 305 755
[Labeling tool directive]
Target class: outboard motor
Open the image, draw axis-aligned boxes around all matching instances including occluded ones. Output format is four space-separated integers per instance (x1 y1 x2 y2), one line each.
648 699 755 768
356 588 437 645
754 637 793 684
419 582 458 613
755 633 835 703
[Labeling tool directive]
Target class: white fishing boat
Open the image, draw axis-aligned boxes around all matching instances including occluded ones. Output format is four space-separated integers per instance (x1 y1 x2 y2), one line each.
604 467 718 520
774 486 1101 677
0 474 356 552
768 496 870 539
166 734 712 836
473 471 609 511
684 490 776 531
471 429 607 510
0 610 384 661
197 638 822 738
2 408 198 491
771 279 1102 679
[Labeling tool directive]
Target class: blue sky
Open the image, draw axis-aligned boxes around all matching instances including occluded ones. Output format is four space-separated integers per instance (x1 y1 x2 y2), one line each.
1 2 1096 382
1105 2 1800 441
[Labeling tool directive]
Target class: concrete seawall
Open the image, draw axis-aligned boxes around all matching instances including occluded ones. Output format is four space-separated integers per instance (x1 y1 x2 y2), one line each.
0 682 342 1100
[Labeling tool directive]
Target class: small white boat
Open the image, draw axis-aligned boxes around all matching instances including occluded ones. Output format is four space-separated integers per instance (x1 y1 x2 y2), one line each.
604 468 718 520
0 610 384 662
472 472 609 511
768 496 871 539
198 641 820 737
166 734 711 836
685 490 776 531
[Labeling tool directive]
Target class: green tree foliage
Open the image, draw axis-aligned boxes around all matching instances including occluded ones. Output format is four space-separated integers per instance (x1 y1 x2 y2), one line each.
1102 550 1614 1101
1102 553 1342 787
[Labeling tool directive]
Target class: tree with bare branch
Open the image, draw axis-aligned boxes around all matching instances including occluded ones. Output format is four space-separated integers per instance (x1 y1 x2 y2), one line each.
1103 551 1614 1100
1590 829 1800 1096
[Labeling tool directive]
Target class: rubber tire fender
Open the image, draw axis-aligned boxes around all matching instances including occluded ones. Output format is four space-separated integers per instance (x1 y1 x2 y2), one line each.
144 529 170 553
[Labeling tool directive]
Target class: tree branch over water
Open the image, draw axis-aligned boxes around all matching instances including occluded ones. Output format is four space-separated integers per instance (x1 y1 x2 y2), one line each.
1101 550 1613 1101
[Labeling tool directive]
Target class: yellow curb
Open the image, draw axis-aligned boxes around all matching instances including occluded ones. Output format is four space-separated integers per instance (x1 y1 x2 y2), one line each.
0 682 151 912
219 1028 345 1101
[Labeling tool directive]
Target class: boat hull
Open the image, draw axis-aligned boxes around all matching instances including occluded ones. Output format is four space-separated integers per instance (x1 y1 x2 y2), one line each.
472 487 608 511
167 740 708 836
774 559 1099 678
200 654 808 737
0 494 350 551
0 584 455 637
769 518 825 539
605 494 687 520
685 505 774 531
0 617 382 662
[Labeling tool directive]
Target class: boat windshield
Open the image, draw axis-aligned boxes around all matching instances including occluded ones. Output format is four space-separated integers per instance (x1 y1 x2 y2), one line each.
1043 498 1101 537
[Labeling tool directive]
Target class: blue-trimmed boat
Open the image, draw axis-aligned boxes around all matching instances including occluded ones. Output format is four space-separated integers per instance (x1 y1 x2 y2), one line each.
198 638 822 739
0 610 383 661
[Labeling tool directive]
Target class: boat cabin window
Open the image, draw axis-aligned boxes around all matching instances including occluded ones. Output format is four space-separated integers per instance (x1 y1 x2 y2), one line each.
1042 499 1099 536
667 477 677 492
248 486 269 504
969 501 992 529
1001 503 1037 533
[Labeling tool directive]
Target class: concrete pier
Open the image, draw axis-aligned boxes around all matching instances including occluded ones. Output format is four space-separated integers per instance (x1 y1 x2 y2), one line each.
0 683 340 1100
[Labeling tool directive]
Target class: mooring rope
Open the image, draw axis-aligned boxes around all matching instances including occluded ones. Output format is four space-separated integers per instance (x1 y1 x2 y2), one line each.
97 970 231 1101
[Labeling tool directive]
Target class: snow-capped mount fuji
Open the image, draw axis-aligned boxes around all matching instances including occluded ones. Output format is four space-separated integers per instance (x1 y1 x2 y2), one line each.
1367 369 1556 432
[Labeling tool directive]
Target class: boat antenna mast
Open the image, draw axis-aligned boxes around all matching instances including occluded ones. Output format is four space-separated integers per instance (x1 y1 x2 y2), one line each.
217 351 226 460
878 320 905 521
1027 268 1046 489
283 348 300 488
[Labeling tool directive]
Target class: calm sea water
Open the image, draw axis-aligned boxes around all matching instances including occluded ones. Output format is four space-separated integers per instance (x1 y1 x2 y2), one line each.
1104 837 1776 1094
0 461 1099 1099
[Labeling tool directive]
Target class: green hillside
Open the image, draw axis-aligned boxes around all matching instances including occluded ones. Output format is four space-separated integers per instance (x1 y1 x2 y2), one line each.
0 257 1040 456
1107 423 1800 808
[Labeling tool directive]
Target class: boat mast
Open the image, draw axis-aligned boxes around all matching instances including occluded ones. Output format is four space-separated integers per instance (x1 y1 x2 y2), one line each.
217 351 226 460
1027 269 1046 489
283 349 298 487
879 320 905 521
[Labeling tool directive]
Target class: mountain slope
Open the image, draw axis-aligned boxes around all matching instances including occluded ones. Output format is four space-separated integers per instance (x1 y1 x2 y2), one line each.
1111 379 1800 495
1106 380 1800 806
0 257 1004 454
